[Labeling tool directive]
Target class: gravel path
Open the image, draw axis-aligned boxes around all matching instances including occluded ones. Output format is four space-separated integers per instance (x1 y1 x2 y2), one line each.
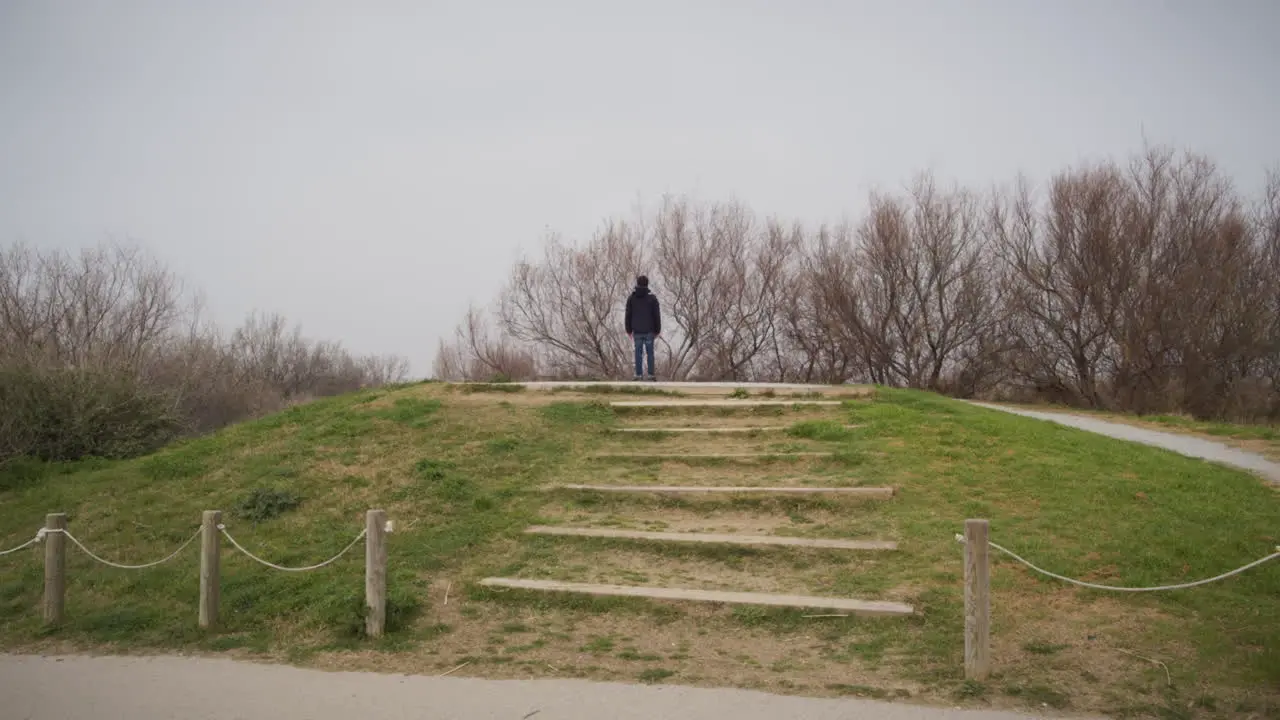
1 654 1074 720
970 402 1280 485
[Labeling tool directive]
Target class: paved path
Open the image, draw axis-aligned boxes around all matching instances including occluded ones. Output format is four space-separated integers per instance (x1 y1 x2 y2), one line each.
1 654 1070 720
970 403 1280 485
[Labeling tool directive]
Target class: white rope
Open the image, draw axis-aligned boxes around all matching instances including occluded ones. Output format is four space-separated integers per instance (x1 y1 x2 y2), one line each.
0 533 43 557
58 527 202 570
956 534 1280 592
218 524 366 572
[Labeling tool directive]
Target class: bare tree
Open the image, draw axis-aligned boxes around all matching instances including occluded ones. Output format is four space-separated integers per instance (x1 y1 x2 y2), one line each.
441 147 1280 420
803 223 869 382
993 165 1137 406
499 221 644 378
1115 149 1274 418
648 198 720 379
1257 169 1280 419
434 306 537 381
683 210 795 380
1 242 412 461
810 176 998 391
0 242 184 369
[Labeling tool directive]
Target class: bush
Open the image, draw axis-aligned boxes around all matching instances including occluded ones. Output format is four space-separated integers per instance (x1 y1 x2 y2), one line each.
0 365 182 464
234 488 302 522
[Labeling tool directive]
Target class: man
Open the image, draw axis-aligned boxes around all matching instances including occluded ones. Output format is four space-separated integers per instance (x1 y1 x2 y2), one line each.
624 274 661 381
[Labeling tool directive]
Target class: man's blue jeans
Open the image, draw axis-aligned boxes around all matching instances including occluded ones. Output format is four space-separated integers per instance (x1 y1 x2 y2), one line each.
633 333 656 379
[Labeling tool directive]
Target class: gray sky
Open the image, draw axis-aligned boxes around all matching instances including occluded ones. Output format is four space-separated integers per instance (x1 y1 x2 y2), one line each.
2 0 1277 376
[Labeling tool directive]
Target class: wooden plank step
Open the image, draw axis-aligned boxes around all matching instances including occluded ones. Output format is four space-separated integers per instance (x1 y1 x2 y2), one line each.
550 484 895 498
612 424 863 433
477 578 914 616
613 426 789 433
525 526 896 550
515 381 846 391
589 452 835 460
610 400 842 408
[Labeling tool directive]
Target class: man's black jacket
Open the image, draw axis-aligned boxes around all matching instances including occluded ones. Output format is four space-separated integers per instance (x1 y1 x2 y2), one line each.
625 286 661 335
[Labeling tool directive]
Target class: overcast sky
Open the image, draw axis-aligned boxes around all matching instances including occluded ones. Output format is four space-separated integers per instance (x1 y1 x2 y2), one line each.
2 0 1277 376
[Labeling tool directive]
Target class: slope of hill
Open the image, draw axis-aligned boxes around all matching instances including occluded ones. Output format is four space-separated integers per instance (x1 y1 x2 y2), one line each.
1 383 1277 717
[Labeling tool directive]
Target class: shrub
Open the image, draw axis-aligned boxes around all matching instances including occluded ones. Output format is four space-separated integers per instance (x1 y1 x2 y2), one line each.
234 488 302 522
0 365 182 463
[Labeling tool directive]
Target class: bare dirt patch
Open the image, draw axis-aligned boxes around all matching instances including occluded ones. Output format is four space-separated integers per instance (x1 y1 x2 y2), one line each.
310 576 919 700
536 500 896 540
539 506 835 535
989 582 1199 712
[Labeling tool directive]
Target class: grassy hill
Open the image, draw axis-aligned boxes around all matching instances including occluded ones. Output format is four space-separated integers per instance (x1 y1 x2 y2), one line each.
1 383 1277 717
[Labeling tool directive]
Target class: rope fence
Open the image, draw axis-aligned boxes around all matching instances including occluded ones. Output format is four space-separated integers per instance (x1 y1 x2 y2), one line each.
0 509 391 637
0 534 43 557
13 510 1270 674
57 527 202 570
217 524 368 572
956 532 1280 592
958 518 1280 682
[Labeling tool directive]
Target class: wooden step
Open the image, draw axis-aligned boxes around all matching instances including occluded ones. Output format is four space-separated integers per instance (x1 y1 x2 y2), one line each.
610 400 842 408
613 426 789 433
514 381 847 391
550 484 895 498
477 578 914 616
612 424 862 434
589 452 835 460
525 526 896 550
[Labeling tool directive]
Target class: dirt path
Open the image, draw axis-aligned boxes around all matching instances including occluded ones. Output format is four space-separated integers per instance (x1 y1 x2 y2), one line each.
1 654 1075 720
970 402 1280 485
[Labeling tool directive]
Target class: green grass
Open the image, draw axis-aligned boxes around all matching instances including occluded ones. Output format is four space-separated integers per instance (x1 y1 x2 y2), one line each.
638 667 676 683
371 397 443 427
1136 414 1280 456
0 388 558 651
1 385 1278 714
581 635 616 653
1008 401 1280 460
1021 640 1071 655
787 420 856 442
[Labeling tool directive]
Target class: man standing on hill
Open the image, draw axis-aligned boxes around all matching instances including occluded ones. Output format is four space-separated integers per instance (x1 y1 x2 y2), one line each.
625 275 661 381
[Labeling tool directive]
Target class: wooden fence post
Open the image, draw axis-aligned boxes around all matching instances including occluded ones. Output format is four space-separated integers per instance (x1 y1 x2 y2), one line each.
199 510 221 629
964 518 991 681
43 513 67 625
365 509 387 638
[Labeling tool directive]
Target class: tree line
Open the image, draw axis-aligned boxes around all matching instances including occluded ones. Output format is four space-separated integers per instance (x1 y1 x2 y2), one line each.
0 243 409 463
436 146 1280 422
